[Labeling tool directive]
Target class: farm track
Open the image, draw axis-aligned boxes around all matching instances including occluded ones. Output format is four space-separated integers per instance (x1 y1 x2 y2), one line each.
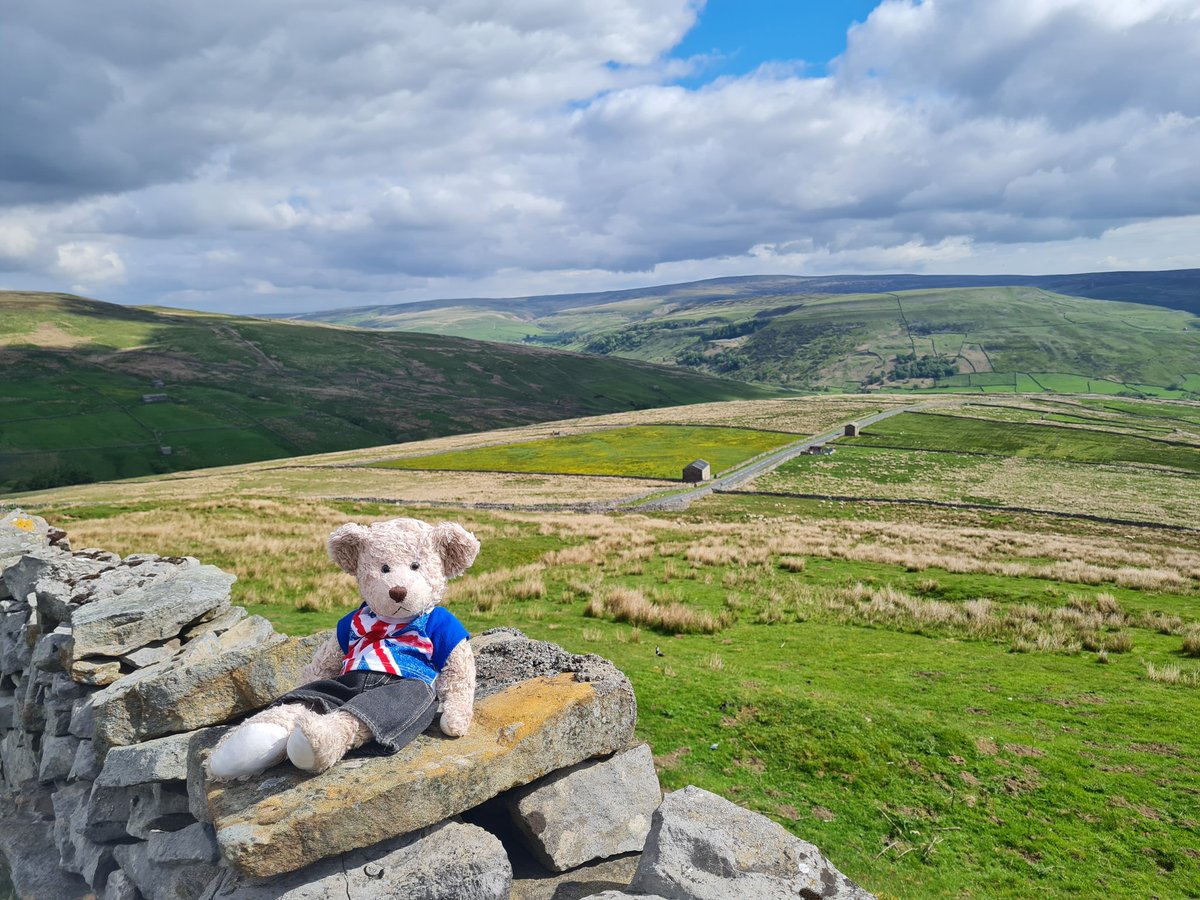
630 402 937 511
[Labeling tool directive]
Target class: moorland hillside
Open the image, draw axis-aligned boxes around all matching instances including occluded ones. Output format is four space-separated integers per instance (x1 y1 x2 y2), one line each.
286 275 1200 395
0 292 772 494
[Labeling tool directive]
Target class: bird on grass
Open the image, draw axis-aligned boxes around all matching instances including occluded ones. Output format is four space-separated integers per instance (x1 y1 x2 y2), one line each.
655 646 665 657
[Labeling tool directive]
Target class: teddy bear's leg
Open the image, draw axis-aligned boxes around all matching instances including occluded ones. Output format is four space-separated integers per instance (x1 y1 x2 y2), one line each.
438 641 476 737
285 708 373 774
208 703 310 781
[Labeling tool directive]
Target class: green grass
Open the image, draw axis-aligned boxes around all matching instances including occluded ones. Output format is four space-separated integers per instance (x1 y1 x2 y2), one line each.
28 489 1200 900
852 412 1200 474
374 424 796 479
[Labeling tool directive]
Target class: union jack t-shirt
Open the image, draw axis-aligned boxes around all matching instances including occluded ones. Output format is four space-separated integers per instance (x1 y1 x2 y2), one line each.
335 604 469 685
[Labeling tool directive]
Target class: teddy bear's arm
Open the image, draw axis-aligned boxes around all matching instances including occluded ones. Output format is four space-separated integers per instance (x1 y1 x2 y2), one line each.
436 641 475 737
300 635 345 684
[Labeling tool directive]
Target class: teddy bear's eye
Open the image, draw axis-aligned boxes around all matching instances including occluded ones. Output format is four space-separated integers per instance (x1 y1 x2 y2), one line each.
410 561 420 571
381 564 390 574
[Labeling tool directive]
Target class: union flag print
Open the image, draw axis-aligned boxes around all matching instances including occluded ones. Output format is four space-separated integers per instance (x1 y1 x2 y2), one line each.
341 606 435 676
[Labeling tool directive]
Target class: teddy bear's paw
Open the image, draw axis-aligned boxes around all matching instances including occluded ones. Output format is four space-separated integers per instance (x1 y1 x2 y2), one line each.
439 708 472 737
208 723 290 781
286 726 321 772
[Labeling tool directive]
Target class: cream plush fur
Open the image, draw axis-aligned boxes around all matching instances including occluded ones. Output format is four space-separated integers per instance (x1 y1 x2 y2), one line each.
208 517 480 781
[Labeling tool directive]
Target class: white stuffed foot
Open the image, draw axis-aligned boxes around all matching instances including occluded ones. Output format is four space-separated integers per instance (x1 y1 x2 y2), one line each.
208 723 290 781
286 725 318 772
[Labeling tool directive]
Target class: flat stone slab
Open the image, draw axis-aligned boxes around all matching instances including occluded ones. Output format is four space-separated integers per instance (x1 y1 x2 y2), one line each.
208 671 636 878
69 563 234 659
203 820 511 900
92 623 322 752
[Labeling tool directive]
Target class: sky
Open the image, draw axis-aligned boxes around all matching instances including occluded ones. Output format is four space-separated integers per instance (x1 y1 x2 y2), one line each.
2 0 1199 314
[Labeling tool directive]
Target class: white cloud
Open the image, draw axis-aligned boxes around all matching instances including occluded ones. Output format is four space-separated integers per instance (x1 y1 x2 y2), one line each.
54 242 126 286
0 0 1198 311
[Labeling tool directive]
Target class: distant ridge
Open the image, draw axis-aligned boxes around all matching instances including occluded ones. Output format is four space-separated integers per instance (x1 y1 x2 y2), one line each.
284 269 1200 320
281 272 1200 396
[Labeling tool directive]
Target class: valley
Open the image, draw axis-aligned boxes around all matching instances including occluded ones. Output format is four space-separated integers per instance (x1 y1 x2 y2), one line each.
9 392 1200 899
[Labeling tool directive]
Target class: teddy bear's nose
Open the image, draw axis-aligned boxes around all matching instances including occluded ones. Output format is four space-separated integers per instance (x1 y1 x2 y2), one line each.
388 585 408 602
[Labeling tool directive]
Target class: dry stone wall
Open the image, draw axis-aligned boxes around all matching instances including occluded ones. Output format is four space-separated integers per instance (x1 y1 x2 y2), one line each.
0 509 874 900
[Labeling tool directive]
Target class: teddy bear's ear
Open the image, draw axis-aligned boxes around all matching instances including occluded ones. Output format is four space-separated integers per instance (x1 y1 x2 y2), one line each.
328 523 369 574
431 523 480 578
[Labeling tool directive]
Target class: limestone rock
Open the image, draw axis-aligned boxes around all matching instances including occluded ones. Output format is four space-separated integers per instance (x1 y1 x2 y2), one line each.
580 893 670 900
38 733 80 783
70 739 102 782
209 667 637 878
54 782 119 888
0 511 66 599
91 622 320 752
69 657 124 686
0 814 93 899
507 743 661 872
148 821 221 865
113 838 222 900
121 637 181 669
205 820 511 900
0 728 40 789
630 786 875 900
97 729 196 788
105 869 141 900
2 548 117 627
68 563 234 660
126 781 194 838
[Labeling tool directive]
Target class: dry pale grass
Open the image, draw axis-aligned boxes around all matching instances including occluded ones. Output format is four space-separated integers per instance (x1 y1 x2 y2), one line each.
1144 662 1200 686
584 585 725 634
817 582 1139 655
1182 629 1200 658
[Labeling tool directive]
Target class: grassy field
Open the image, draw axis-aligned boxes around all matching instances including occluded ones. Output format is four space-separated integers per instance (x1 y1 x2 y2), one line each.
373 424 799 480
10 393 1200 899
849 412 1200 474
0 292 772 494
286 280 1200 396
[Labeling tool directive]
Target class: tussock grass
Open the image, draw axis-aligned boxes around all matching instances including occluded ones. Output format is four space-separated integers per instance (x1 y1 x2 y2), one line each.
818 583 1140 655
1182 629 1200 658
584 585 726 634
1145 661 1200 686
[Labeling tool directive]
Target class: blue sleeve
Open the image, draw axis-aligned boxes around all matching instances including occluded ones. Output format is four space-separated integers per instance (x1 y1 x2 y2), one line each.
335 607 360 654
427 606 469 671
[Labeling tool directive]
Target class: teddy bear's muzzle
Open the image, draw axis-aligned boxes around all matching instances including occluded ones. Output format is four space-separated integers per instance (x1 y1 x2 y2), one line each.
388 585 408 602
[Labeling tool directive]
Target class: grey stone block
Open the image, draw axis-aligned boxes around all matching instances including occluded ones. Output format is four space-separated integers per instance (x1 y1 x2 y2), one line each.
507 742 661 872
86 781 138 842
39 733 80 783
105 869 141 900
0 813 93 899
121 637 182 669
97 730 196 788
1 728 40 789
70 739 103 782
205 820 511 900
114 839 221 900
126 781 195 839
69 564 234 659
44 697 77 736
147 822 220 865
630 786 875 900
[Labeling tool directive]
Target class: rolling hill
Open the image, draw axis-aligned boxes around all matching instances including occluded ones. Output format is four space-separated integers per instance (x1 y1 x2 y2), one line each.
0 292 773 494
284 275 1200 396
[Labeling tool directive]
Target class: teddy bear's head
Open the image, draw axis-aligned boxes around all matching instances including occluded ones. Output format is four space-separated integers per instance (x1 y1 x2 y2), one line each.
327 517 480 621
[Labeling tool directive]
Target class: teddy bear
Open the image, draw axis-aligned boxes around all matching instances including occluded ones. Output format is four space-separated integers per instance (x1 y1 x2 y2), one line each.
208 517 480 781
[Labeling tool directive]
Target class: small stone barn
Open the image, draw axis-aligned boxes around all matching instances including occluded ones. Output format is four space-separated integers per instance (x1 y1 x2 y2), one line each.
844 423 860 437
682 459 711 483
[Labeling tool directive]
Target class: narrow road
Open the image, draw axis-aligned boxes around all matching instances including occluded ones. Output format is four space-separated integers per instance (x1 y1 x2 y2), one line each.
629 402 933 511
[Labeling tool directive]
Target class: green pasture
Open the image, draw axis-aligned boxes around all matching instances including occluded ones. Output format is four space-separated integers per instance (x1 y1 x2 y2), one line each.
374 424 797 480
851 412 1200 474
32 494 1200 900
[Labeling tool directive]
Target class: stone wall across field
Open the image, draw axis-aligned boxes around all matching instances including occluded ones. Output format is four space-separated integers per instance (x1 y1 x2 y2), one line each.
0 508 874 900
